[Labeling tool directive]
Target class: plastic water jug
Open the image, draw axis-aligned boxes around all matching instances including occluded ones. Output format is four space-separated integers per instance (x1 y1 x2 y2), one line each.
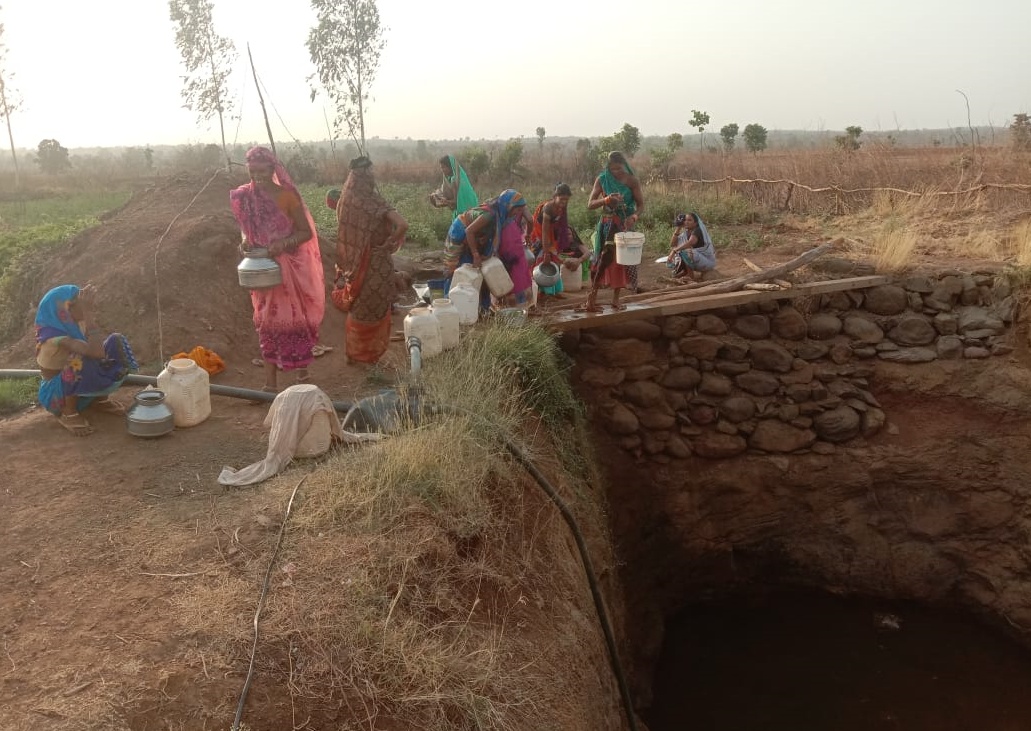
450 264 483 293
448 283 479 325
296 411 334 458
156 358 211 427
480 256 514 298
403 306 442 359
430 298 461 350
561 259 583 292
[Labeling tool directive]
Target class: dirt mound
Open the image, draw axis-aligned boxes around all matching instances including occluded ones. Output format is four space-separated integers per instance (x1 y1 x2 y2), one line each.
1 172 336 369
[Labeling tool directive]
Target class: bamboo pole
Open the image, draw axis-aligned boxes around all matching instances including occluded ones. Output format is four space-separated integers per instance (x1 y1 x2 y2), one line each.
247 43 276 157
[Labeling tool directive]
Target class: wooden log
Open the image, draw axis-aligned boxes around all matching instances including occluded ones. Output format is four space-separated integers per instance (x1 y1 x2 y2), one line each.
546 275 890 332
634 239 841 306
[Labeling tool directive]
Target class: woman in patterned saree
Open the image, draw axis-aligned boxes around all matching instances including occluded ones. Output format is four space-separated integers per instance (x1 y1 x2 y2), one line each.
230 146 325 392
333 156 409 364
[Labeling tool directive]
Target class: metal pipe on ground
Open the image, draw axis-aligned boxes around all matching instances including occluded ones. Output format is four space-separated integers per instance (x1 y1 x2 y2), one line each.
0 369 354 414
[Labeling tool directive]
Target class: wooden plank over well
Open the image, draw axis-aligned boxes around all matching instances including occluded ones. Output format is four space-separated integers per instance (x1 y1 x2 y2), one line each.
546 275 891 332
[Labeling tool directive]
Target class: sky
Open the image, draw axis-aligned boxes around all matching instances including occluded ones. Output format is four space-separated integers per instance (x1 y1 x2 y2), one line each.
1 0 1029 150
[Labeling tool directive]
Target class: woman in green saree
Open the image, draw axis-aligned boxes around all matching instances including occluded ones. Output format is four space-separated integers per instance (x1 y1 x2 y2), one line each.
579 151 646 311
429 154 478 220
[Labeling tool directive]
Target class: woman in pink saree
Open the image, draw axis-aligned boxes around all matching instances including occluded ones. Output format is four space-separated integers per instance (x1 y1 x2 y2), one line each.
230 146 325 392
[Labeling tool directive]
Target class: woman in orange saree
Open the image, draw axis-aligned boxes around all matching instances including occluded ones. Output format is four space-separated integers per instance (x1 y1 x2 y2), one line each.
333 156 409 364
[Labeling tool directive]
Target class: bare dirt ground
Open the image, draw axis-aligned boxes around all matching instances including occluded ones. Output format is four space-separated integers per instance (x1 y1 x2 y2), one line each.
0 172 1019 729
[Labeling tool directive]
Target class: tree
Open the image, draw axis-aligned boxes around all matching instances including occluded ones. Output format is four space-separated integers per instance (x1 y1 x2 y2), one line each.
36 139 70 174
168 0 237 167
0 13 20 185
1010 113 1031 152
649 133 684 180
461 146 490 182
835 125 863 153
719 123 739 152
688 109 710 154
743 123 768 155
491 139 524 182
535 126 546 151
575 138 603 185
614 123 642 157
308 0 386 157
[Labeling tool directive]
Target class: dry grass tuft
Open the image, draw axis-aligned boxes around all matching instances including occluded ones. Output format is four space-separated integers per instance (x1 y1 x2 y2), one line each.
870 188 942 219
861 217 919 273
1012 219 1031 267
173 323 599 730
966 229 1005 260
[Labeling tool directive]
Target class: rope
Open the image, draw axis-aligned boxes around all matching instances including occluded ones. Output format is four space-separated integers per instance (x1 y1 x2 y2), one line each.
231 474 307 731
257 75 302 147
153 170 223 363
667 175 1031 197
232 71 248 147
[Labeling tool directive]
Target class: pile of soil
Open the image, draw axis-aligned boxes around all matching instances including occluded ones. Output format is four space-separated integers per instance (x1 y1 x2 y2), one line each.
1 172 338 369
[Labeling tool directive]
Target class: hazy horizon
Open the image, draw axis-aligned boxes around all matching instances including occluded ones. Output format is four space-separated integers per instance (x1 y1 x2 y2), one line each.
1 0 1028 150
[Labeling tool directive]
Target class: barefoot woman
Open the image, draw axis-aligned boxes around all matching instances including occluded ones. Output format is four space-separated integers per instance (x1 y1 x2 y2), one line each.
35 284 138 436
230 146 325 392
582 151 645 311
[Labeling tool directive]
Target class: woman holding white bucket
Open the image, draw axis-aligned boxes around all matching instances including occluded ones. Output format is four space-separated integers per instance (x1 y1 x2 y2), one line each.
579 151 646 312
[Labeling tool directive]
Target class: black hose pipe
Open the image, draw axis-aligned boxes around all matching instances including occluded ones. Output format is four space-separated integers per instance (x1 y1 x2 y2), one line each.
426 404 638 731
0 369 353 414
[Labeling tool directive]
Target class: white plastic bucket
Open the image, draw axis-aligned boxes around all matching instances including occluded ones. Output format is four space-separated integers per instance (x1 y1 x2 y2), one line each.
403 307 443 358
480 256 514 298
156 358 211 427
296 411 333 458
448 283 479 325
430 298 461 350
561 260 583 292
614 232 645 265
450 264 483 293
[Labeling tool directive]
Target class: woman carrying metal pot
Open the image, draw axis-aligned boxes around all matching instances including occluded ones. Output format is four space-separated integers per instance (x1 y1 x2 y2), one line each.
229 146 325 393
528 183 591 309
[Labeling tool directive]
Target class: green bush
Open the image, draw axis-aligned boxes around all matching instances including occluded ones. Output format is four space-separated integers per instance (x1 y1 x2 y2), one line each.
0 377 37 414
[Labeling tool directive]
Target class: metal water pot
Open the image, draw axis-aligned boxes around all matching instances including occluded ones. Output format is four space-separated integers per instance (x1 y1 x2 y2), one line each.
126 389 175 438
237 247 282 290
532 260 561 289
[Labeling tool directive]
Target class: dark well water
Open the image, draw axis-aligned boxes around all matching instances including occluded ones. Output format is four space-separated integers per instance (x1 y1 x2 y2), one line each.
646 589 1031 731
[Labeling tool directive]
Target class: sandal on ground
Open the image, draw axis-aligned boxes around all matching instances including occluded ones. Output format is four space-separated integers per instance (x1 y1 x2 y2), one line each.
91 397 126 415
59 413 93 436
573 303 603 313
611 303 628 311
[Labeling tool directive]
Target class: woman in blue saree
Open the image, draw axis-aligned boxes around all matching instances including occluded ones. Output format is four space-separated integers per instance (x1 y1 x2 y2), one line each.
666 212 717 280
447 189 533 310
35 284 138 436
